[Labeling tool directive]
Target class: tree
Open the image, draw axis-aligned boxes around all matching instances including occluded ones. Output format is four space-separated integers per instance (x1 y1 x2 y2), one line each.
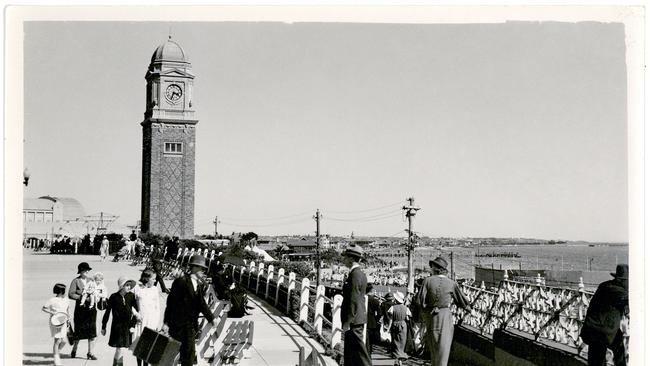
241 232 258 243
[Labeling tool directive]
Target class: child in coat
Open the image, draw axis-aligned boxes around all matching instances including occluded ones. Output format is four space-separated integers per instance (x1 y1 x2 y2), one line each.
42 283 69 366
101 276 141 366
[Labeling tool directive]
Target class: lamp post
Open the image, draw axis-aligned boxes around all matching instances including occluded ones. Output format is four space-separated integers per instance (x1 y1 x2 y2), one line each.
23 168 30 187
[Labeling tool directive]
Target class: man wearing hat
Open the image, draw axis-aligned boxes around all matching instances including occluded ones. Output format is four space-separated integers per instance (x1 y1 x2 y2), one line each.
580 264 629 366
415 256 470 366
162 254 218 366
341 244 371 366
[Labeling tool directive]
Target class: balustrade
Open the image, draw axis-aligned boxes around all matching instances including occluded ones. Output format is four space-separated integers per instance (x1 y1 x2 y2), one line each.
129 249 617 362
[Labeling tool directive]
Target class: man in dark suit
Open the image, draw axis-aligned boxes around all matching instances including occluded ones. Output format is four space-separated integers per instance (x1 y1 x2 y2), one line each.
162 255 217 366
580 264 629 366
341 244 371 366
365 283 381 355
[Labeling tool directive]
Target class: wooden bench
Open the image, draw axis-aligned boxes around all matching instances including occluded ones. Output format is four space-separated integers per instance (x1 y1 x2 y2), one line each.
297 346 323 366
212 320 254 365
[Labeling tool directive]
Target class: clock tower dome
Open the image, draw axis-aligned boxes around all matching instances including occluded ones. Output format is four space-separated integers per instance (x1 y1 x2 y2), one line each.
141 36 197 238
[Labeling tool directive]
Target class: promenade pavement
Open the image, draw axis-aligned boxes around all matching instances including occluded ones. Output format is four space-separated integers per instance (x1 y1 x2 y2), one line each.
22 250 337 366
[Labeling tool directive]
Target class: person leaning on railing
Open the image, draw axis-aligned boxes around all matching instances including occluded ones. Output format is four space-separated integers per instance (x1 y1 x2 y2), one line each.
414 256 470 366
579 264 629 366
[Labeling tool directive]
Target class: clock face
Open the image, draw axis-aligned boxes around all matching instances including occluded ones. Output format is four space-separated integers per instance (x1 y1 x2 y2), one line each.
165 84 183 103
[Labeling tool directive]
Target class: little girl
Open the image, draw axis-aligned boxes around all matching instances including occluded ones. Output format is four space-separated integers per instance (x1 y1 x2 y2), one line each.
42 283 69 366
102 276 141 366
134 269 162 366
94 272 109 310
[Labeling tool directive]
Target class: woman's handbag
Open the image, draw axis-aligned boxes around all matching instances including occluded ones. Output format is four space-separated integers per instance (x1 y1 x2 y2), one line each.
97 297 108 311
66 322 75 344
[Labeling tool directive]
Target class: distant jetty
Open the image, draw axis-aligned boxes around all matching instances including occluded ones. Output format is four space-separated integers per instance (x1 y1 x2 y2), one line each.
475 252 521 258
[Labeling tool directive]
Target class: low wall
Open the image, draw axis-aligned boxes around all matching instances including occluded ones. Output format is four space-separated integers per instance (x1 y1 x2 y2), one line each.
450 327 587 366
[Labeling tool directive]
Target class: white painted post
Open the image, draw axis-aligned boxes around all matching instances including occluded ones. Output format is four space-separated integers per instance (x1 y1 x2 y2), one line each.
275 268 285 306
299 278 310 323
249 261 256 272
331 294 343 349
248 264 256 290
256 264 265 294
240 266 246 285
287 272 297 311
266 265 274 299
362 295 368 344
314 285 325 336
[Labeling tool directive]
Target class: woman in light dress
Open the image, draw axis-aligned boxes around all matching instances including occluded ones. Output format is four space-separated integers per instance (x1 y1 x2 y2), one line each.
100 236 109 262
133 269 162 366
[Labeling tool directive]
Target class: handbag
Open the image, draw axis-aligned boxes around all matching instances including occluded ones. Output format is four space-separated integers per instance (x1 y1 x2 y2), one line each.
97 297 108 311
66 322 75 344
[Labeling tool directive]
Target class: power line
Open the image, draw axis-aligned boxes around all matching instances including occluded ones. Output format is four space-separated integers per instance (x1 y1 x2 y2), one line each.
219 217 313 228
219 210 314 222
325 200 405 214
324 210 403 222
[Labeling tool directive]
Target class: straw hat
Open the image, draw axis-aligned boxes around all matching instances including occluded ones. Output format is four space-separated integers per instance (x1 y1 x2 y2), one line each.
50 312 68 327
117 276 136 289
343 245 363 260
393 291 405 304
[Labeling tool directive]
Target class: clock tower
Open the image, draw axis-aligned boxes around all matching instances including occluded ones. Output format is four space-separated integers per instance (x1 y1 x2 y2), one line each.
141 36 197 238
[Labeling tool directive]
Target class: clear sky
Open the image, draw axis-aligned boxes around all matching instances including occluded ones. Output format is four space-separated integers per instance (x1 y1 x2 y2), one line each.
22 21 628 242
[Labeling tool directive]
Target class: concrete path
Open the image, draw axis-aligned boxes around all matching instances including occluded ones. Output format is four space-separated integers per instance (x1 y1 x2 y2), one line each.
21 250 337 366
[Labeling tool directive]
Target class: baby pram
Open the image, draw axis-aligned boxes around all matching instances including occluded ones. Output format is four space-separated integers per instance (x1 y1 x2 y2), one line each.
112 245 131 262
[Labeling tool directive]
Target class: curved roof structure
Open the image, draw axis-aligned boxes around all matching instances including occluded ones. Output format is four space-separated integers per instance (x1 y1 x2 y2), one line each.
29 196 86 221
24 197 56 211
151 37 187 63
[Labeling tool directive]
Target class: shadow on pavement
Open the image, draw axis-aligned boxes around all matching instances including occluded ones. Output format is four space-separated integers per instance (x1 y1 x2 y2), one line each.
22 353 53 365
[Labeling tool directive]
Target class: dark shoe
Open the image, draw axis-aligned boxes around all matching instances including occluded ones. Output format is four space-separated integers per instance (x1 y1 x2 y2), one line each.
87 353 98 360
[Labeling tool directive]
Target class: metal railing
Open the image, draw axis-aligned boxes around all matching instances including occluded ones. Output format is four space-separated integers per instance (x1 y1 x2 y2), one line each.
131 250 626 362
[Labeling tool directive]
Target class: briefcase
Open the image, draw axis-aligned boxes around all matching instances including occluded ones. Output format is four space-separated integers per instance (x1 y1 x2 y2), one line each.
132 327 181 366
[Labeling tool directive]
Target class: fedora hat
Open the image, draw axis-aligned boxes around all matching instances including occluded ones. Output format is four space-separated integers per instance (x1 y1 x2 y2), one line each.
393 291 405 304
77 262 92 274
343 245 364 259
429 256 448 271
188 254 208 269
610 264 628 279
50 312 68 327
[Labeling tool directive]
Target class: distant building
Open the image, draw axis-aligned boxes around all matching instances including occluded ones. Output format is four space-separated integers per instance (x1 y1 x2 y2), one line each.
23 196 86 240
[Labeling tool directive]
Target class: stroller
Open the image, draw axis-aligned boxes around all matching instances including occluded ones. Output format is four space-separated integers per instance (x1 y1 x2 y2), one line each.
112 245 131 262
228 284 250 318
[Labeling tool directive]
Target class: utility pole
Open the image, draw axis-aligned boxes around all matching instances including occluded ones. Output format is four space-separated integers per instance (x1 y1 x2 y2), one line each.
314 209 322 288
402 197 420 293
450 251 455 280
213 216 220 238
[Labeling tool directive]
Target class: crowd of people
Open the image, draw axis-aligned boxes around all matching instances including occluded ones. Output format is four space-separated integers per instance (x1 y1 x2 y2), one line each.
338 245 629 366
40 235 629 366
339 244 470 366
